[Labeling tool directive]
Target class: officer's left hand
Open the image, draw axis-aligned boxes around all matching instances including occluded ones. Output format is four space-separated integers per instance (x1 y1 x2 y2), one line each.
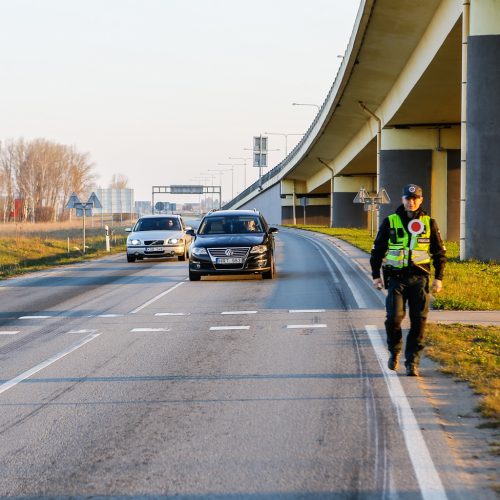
431 279 443 294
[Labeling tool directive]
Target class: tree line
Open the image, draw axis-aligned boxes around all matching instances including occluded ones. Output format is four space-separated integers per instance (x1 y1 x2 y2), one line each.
0 138 94 222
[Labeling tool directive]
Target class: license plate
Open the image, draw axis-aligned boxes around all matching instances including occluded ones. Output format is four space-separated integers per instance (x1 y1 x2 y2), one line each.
216 257 242 264
145 246 163 252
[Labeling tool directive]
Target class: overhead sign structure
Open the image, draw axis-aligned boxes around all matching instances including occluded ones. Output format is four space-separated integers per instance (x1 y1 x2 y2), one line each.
253 135 268 168
170 185 204 195
152 185 221 214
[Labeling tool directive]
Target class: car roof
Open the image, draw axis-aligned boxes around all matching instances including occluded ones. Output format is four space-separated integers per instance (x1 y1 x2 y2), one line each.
204 210 259 218
138 214 182 219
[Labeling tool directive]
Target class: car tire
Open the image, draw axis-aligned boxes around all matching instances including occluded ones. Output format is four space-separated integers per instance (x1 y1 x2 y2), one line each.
262 257 275 279
189 270 201 281
127 254 136 263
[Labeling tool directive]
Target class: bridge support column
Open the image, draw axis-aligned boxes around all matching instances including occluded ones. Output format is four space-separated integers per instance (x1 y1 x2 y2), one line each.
332 176 375 228
380 128 460 240
465 2 500 260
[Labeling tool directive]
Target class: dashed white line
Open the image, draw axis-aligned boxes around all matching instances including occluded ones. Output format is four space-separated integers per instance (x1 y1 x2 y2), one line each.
365 325 447 500
209 326 250 331
130 281 185 314
0 333 101 396
130 328 171 332
155 312 190 316
0 331 20 335
98 314 123 318
289 309 325 313
286 324 327 329
18 315 52 320
221 311 257 315
67 329 98 334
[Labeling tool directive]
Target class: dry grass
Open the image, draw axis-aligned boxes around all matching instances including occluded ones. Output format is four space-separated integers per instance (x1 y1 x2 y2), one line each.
426 323 500 422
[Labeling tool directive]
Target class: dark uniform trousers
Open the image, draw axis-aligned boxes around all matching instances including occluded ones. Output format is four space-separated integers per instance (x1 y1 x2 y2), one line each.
385 274 430 364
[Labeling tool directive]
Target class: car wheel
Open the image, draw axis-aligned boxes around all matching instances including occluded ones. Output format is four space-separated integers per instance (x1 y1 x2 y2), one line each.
127 254 136 263
262 257 275 279
178 247 187 261
189 270 201 281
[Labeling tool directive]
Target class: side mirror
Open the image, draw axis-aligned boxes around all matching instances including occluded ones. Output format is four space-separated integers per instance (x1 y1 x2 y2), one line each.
125 227 132 233
269 227 278 233
186 229 196 236
185 226 193 231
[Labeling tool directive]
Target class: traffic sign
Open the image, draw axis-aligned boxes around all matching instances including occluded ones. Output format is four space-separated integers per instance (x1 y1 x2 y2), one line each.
155 201 165 211
65 192 81 209
87 192 102 209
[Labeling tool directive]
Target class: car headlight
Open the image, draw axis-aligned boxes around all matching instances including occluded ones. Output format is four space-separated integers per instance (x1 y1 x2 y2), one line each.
191 247 208 256
128 239 141 246
168 238 180 244
250 245 267 254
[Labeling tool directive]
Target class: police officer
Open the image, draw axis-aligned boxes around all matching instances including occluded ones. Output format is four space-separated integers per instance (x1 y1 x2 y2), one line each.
370 184 446 376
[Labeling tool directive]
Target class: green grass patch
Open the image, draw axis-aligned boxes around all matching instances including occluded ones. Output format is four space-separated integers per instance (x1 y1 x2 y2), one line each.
290 225 500 311
0 229 127 279
426 323 500 422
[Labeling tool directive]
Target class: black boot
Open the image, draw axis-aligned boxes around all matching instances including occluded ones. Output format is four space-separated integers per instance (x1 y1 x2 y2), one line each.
405 361 419 377
387 352 400 371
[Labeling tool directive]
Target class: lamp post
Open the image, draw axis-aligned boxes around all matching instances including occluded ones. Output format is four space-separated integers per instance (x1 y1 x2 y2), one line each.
292 102 321 112
228 156 251 190
208 168 230 206
217 162 244 199
263 132 304 157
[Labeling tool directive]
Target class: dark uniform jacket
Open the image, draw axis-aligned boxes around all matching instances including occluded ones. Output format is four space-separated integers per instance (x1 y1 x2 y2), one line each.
370 205 447 280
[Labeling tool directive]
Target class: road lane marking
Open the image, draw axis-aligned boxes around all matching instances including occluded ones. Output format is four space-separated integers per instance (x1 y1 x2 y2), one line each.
365 325 447 500
155 312 190 316
130 328 171 332
287 324 327 329
0 331 20 335
221 311 257 315
18 315 52 320
289 309 325 313
130 281 185 314
0 333 101 396
97 314 123 318
67 329 98 334
209 326 250 331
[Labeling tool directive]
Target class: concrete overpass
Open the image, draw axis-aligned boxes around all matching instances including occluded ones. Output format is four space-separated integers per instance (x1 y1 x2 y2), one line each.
225 0 500 262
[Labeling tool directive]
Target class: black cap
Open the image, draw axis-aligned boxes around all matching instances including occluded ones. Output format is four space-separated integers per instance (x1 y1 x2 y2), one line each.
402 184 423 198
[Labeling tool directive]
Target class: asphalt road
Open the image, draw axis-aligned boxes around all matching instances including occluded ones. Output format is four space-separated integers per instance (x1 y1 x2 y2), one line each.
0 228 490 499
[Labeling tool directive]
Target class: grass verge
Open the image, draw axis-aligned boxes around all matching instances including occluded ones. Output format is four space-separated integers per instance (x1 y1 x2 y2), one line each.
426 323 500 423
291 225 500 311
0 229 127 279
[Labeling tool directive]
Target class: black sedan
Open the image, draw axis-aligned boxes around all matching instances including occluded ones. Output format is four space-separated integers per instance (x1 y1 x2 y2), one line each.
186 209 278 281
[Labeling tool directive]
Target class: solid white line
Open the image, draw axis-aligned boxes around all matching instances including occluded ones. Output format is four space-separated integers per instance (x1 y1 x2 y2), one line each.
155 312 190 316
365 325 447 500
287 324 327 329
130 282 185 314
289 309 325 313
18 315 52 320
209 326 250 331
130 328 171 332
221 311 257 315
0 331 20 335
0 333 101 396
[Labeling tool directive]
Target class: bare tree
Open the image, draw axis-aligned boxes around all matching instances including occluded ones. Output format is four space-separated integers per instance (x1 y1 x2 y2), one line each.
109 173 129 189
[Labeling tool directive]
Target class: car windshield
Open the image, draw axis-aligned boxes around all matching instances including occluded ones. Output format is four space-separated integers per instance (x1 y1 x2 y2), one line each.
134 217 181 231
198 216 263 235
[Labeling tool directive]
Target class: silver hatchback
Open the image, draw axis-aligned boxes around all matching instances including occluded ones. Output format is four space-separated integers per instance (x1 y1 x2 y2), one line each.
126 215 192 262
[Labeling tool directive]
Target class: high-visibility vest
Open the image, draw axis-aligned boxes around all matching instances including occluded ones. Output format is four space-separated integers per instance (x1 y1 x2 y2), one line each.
385 214 431 269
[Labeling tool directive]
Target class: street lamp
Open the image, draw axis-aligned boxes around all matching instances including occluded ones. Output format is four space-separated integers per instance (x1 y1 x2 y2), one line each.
292 102 321 112
228 156 251 190
217 162 245 199
263 132 304 156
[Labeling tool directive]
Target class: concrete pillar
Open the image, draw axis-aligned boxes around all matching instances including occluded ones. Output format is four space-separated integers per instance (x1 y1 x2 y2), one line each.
332 176 374 228
380 128 460 239
465 1 500 261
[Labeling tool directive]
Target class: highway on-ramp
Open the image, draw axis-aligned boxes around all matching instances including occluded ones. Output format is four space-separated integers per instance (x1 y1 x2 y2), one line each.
0 228 489 499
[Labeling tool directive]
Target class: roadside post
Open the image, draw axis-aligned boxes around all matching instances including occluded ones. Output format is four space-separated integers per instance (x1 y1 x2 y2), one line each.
300 196 309 225
353 187 390 237
104 225 111 252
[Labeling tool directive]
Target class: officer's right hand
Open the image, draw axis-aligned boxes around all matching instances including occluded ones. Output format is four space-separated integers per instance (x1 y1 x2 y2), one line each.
373 278 384 290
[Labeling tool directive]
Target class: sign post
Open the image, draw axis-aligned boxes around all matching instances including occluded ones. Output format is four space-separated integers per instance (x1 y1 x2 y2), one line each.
353 187 391 237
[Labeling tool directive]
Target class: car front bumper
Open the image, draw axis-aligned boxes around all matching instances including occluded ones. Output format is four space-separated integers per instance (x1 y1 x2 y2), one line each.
189 252 271 275
127 243 185 258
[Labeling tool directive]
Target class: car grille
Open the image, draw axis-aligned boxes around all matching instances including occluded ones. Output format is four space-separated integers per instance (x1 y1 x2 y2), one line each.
208 247 250 270
144 240 165 245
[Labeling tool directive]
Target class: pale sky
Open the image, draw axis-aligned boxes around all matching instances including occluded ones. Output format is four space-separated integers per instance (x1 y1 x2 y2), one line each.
1 0 360 203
